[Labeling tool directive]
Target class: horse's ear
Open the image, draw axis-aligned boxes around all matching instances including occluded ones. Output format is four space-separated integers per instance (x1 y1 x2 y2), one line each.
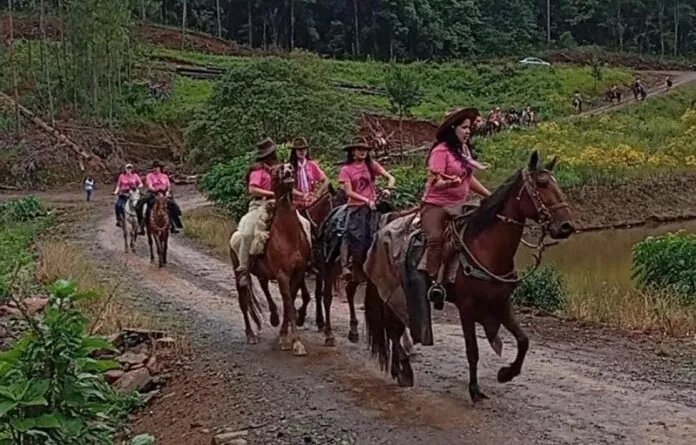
545 156 558 171
528 151 540 171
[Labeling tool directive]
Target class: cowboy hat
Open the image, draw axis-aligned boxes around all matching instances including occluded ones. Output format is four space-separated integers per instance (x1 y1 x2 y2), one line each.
151 160 162 169
291 137 310 150
436 108 480 140
256 137 277 160
343 139 372 152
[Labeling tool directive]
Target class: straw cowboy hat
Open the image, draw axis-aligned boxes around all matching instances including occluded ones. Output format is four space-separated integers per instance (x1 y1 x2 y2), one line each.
256 137 277 160
436 107 480 140
343 138 372 152
291 137 310 150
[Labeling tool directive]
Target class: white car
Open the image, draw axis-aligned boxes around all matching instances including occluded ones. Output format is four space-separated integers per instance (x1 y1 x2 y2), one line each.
519 57 551 66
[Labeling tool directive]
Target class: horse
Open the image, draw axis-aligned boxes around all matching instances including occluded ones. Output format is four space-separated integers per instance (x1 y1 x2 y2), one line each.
229 163 312 355
632 83 646 101
121 188 141 253
364 151 574 402
315 195 416 347
603 89 622 104
146 191 170 267
572 97 582 113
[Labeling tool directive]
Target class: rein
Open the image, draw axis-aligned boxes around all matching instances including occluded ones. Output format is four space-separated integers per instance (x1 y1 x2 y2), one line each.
452 168 568 284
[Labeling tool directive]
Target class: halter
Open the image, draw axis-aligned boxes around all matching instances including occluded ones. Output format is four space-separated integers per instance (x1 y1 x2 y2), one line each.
150 193 170 233
454 168 569 284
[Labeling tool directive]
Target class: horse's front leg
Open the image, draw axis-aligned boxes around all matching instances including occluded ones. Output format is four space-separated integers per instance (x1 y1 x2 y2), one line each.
162 234 168 265
258 278 280 327
296 279 311 327
322 265 338 347
346 280 360 343
460 308 487 403
288 272 307 356
147 232 155 264
497 301 529 384
314 272 325 331
122 223 128 253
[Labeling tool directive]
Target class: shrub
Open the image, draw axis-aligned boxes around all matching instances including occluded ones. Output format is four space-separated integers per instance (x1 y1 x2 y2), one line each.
512 265 566 312
186 57 357 169
632 231 696 304
0 280 137 445
0 196 45 224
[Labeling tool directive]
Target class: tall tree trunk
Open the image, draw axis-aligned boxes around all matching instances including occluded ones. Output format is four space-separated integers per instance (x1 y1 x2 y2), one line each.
181 0 187 50
40 0 55 126
216 0 222 38
248 0 253 46
546 0 551 44
659 2 666 58
8 0 21 132
353 0 360 55
674 1 680 55
141 0 146 21
290 0 295 51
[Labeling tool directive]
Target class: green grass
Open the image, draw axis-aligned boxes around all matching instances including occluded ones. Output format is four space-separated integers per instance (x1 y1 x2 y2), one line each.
148 46 636 122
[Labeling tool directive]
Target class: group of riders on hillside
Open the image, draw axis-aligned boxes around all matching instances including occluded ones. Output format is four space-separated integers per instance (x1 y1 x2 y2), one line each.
225 107 491 309
485 105 536 133
113 161 183 235
573 77 660 112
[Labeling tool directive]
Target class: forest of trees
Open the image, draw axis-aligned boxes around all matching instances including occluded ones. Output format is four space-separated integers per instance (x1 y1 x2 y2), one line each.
4 1 696 61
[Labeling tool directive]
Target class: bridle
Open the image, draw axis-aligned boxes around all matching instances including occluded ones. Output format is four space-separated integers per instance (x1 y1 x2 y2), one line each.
150 192 169 233
453 168 569 284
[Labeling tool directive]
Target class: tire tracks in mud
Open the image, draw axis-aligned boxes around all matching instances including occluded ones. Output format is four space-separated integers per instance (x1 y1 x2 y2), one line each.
93 194 696 445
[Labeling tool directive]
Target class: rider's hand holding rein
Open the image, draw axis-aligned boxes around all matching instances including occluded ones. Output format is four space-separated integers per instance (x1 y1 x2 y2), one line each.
249 184 275 199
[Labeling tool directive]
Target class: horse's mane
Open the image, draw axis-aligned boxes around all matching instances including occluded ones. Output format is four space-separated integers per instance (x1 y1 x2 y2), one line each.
463 169 523 240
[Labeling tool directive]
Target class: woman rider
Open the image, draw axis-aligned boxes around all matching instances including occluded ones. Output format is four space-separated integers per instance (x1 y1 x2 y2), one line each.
422 109 492 309
136 161 183 234
113 163 143 227
235 138 280 288
289 136 328 209
338 139 396 280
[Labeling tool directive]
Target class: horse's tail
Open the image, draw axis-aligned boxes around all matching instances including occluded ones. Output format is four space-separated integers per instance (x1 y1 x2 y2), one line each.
229 242 262 330
364 280 389 373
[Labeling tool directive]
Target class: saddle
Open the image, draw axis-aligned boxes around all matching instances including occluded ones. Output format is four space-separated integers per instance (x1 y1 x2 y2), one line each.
248 200 313 257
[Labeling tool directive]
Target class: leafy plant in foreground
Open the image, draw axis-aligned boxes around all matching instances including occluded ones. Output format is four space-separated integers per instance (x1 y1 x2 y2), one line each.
512 265 566 312
0 280 137 445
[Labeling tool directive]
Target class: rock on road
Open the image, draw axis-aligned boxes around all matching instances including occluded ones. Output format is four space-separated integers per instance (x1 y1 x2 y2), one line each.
86 191 696 445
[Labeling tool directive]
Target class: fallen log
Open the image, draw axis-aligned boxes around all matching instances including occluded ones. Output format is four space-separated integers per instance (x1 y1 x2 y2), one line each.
0 92 106 171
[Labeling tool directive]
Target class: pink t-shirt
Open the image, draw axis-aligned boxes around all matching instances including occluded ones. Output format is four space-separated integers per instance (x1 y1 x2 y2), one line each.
422 143 474 207
248 168 273 192
339 161 385 206
294 160 327 208
117 172 143 193
146 172 170 192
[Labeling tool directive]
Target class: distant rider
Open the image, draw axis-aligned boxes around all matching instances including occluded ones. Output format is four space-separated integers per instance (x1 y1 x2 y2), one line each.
289 136 328 209
135 161 183 235
113 163 143 227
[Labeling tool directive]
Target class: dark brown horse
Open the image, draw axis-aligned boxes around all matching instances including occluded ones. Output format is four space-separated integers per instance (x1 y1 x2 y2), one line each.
365 151 574 402
230 163 312 355
147 191 170 267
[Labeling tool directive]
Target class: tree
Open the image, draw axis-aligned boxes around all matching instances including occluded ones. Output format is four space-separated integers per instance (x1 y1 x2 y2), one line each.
385 64 423 151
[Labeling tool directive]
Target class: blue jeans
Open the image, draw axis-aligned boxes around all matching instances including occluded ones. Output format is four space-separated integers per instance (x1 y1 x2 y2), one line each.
115 194 128 220
86 190 93 202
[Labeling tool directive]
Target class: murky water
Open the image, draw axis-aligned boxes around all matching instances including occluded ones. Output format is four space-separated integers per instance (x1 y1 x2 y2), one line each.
523 220 696 291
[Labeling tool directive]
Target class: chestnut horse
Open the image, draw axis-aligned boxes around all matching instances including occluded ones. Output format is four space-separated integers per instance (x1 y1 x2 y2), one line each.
147 192 170 267
364 151 574 402
230 163 312 355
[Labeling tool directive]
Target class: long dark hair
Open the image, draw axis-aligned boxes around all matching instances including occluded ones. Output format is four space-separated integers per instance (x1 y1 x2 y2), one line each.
245 152 279 185
344 150 376 181
290 148 312 172
427 117 469 166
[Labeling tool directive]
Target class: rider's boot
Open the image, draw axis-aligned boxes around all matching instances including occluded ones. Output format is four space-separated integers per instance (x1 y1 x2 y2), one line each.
425 245 446 310
340 240 353 282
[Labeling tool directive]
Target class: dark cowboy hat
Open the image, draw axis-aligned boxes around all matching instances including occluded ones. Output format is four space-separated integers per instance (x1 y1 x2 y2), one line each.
436 107 481 140
151 160 162 169
291 137 310 150
256 137 277 160
343 138 372 152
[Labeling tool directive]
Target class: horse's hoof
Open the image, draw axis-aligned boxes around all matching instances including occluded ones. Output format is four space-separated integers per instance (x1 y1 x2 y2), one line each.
324 336 336 347
316 319 325 331
246 334 258 345
348 331 359 344
397 372 414 388
270 312 280 327
292 340 307 357
497 366 516 383
279 336 291 351
469 384 489 403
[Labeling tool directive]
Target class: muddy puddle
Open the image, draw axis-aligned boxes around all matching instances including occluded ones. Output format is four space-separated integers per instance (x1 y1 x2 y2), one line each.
520 220 696 291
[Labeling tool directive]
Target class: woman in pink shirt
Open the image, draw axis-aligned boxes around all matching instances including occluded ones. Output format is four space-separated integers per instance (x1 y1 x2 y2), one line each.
422 109 491 309
136 161 183 234
113 163 143 227
235 138 280 287
289 137 328 209
338 140 395 280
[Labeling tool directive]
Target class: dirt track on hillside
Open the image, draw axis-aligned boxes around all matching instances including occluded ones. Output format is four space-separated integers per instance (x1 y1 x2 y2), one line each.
70 190 696 445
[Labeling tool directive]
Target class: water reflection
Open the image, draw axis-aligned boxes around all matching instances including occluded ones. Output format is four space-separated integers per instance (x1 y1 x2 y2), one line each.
518 220 696 291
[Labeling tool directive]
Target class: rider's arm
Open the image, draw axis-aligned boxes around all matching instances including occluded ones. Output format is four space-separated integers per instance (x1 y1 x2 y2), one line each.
341 180 371 205
249 185 275 199
113 175 122 194
145 173 155 191
471 176 492 198
373 162 396 190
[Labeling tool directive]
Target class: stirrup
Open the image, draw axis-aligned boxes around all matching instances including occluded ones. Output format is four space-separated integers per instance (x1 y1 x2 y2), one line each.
427 283 446 310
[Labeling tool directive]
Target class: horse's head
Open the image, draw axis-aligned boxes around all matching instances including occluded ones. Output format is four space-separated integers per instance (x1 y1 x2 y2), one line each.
270 163 295 197
128 187 141 203
517 151 574 240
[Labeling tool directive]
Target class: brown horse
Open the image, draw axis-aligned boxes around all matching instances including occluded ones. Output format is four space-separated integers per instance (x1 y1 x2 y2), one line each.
230 163 312 355
364 151 574 402
147 192 170 267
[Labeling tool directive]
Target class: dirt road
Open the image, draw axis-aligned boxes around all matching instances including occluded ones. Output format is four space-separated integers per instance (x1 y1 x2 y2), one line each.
579 70 696 117
77 190 696 445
